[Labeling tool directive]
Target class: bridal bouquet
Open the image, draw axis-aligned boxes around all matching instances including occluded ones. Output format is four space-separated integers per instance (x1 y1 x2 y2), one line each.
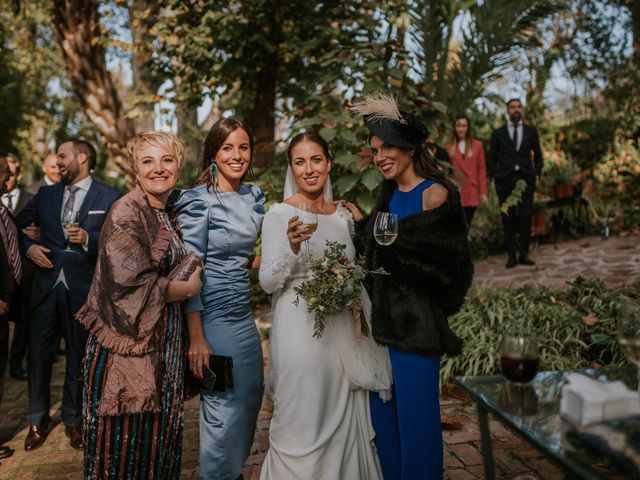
294 241 371 339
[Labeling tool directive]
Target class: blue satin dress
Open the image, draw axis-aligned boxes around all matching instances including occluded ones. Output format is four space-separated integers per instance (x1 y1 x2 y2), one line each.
176 184 265 480
369 179 443 480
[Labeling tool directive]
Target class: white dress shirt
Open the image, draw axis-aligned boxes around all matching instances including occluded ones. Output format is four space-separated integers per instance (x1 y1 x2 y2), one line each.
507 121 523 151
60 175 93 222
1 188 20 214
54 175 93 289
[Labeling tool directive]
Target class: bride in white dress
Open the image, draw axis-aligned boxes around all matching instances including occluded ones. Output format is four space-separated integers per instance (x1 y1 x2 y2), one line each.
259 132 392 480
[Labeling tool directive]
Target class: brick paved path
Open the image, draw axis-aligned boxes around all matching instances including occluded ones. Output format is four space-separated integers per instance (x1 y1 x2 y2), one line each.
474 232 640 289
1 232 638 479
0 342 566 480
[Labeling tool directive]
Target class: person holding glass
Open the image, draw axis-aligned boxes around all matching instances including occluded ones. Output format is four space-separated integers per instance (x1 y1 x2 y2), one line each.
175 118 265 480
351 93 474 480
17 139 121 452
77 131 201 478
258 131 391 479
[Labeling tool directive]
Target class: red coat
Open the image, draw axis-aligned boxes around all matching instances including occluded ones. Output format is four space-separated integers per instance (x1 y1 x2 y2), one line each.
449 139 488 207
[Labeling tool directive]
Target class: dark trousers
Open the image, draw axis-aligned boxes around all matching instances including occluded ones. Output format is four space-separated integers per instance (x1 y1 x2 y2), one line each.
9 265 34 372
9 317 28 372
0 315 7 405
463 206 477 227
28 282 87 427
495 173 535 258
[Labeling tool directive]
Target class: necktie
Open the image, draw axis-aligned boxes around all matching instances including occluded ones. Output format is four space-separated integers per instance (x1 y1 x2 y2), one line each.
0 204 22 283
512 124 519 150
6 194 13 213
62 186 80 222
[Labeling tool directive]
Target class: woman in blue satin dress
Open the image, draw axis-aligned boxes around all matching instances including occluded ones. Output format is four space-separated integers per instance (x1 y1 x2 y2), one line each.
175 118 265 480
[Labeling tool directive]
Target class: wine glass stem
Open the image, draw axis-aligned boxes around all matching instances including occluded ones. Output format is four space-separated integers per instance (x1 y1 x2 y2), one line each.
305 240 310 260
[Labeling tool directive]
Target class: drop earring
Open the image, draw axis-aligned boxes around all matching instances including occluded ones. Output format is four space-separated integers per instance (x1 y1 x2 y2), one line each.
209 162 218 184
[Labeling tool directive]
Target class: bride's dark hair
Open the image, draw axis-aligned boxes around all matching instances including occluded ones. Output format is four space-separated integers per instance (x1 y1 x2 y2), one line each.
287 132 332 163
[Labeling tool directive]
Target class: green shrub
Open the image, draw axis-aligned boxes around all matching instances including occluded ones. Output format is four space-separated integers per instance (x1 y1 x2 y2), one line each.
441 278 639 389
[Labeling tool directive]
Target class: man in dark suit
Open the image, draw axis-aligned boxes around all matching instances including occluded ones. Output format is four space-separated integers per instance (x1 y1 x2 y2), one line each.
17 139 120 451
488 98 543 268
25 152 60 195
2 155 34 380
0 154 21 463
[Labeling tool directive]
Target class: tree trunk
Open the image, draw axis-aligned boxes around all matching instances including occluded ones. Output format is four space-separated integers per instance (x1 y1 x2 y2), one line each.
129 1 162 133
242 62 277 171
239 7 280 171
51 0 134 180
176 103 200 165
627 0 640 65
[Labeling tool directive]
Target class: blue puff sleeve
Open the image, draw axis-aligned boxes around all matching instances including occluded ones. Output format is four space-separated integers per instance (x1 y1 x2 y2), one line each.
175 187 209 313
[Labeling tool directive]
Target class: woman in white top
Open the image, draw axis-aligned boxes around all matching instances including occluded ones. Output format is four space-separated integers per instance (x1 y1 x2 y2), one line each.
259 132 392 480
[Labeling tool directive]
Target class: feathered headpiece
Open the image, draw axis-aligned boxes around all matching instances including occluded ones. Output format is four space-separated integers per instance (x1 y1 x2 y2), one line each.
350 92 429 149
350 93 407 125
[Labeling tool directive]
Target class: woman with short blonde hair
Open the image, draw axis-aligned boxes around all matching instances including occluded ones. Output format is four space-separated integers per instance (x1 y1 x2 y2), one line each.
78 131 201 479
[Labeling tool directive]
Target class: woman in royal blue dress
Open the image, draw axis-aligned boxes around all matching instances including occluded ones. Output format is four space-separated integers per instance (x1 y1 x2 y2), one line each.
350 94 474 480
175 118 265 480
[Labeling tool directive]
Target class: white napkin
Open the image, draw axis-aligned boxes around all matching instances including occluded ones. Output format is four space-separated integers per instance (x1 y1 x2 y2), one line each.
560 373 640 426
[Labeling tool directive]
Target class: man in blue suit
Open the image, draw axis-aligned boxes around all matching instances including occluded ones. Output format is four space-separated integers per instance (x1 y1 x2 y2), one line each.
17 139 121 451
488 98 543 268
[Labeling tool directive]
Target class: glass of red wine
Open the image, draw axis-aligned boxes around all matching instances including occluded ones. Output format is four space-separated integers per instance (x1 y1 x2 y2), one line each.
500 332 539 385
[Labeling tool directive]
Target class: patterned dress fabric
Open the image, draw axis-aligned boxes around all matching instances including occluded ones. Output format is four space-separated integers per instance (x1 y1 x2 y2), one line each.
83 209 186 480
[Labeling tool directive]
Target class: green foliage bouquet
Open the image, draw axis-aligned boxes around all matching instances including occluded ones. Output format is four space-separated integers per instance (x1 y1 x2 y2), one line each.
294 241 371 339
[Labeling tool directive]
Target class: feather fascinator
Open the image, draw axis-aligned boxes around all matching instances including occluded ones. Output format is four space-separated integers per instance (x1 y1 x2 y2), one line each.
351 93 407 125
351 92 429 149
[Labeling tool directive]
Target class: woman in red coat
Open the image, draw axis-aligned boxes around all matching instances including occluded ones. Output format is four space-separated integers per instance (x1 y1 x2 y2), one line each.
447 114 488 226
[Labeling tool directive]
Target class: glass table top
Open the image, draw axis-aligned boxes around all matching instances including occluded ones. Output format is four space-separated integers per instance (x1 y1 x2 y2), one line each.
456 367 636 480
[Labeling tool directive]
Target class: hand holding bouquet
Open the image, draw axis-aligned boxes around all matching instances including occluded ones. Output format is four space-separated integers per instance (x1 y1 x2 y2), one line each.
294 241 371 339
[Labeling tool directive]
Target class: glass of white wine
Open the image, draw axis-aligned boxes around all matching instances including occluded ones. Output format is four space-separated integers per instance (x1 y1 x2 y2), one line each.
374 212 398 246
297 204 318 260
617 298 640 392
371 212 398 275
61 210 79 252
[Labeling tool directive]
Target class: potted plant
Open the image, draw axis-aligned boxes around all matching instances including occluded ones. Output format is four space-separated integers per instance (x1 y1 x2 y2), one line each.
531 200 548 236
547 160 580 199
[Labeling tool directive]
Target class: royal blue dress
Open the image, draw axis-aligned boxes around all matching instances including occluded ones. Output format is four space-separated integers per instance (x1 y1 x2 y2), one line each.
176 184 265 480
369 178 443 480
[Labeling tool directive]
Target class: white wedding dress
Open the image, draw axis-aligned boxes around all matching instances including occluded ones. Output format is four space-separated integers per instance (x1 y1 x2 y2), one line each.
259 203 392 480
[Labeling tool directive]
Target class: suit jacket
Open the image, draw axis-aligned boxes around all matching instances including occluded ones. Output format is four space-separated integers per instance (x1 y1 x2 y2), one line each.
0 220 18 303
17 179 121 307
487 124 543 181
449 139 488 207
5 188 35 323
12 188 34 217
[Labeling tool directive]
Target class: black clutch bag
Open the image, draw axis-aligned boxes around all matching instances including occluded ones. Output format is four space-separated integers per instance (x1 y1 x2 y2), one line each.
185 354 234 397
167 251 202 281
205 355 233 392
207 355 234 392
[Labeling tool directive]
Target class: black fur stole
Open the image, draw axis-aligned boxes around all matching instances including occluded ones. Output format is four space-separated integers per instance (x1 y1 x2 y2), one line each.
355 182 474 356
